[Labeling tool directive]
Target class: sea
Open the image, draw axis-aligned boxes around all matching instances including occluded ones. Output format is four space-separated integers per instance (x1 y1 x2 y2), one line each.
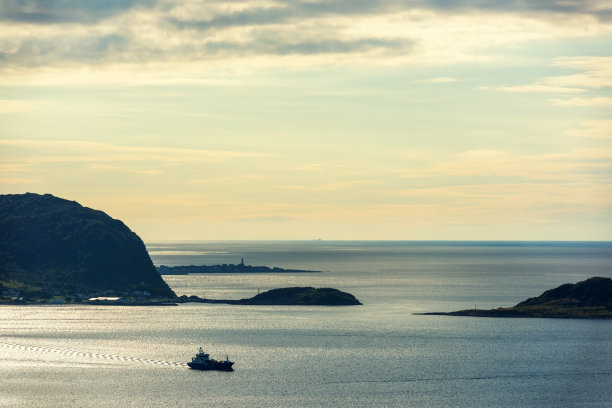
1 241 611 407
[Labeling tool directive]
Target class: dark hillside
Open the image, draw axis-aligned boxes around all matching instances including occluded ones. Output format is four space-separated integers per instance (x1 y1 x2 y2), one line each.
0 193 175 299
517 277 612 308
423 277 612 319
240 287 362 306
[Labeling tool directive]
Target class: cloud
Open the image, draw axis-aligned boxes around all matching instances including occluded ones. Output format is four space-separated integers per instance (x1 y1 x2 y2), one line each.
2 0 611 29
88 163 164 175
0 1 611 84
165 0 612 27
0 163 31 172
420 0 612 19
0 99 28 113
429 148 612 181
549 96 612 106
202 37 411 56
0 139 262 164
496 84 585 93
550 56 612 88
166 7 293 31
0 0 155 24
232 215 296 223
414 77 457 83
0 34 131 66
283 180 382 192
566 121 612 138
492 56 612 102
0 177 39 184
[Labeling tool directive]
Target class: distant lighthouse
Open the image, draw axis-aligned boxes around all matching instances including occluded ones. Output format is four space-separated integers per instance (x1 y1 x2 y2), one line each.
240 258 244 266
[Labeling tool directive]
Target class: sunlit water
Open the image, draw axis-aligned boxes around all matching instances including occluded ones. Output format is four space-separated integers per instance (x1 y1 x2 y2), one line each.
1 241 611 407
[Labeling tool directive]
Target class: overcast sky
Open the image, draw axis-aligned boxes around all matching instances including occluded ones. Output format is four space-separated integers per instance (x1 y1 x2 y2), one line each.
1 0 611 240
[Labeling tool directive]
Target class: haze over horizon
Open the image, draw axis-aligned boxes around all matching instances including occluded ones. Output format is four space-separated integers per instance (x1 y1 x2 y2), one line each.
1 0 611 241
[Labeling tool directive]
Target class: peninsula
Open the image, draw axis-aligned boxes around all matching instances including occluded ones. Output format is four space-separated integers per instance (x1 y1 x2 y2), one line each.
157 259 319 275
423 277 612 319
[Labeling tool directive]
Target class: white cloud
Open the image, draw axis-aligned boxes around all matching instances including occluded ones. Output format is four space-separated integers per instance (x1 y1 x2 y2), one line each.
492 56 612 105
0 139 263 164
0 99 28 114
283 180 382 192
566 120 612 138
414 77 457 83
1 5 611 85
496 84 585 93
430 148 612 180
0 177 39 184
549 96 612 106
550 57 612 89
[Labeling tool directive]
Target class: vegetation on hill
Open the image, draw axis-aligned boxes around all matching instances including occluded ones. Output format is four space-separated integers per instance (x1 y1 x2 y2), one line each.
0 193 176 302
241 287 362 305
157 263 319 274
177 287 362 306
424 277 612 319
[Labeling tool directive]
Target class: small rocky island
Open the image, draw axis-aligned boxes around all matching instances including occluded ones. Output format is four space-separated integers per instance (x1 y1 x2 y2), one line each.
424 277 612 319
178 287 362 306
158 259 319 275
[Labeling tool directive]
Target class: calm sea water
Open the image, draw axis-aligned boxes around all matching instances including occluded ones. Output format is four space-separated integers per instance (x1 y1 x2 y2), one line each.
1 241 611 407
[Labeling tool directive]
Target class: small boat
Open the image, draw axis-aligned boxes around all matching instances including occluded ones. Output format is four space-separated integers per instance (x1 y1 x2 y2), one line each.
187 347 234 371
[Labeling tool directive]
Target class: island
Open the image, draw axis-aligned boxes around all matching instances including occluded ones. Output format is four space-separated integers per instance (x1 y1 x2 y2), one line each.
157 259 320 275
177 287 362 306
422 277 612 319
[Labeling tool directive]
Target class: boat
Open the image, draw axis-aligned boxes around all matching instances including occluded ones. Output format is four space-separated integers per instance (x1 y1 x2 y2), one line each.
187 347 234 371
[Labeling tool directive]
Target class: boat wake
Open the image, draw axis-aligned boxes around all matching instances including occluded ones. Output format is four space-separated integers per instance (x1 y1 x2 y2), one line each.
0 341 188 368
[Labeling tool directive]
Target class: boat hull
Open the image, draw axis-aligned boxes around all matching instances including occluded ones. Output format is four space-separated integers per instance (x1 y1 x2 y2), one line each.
188 361 234 371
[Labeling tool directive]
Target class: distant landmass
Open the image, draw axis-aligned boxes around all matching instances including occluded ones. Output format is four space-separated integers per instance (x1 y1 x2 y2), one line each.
423 277 612 319
0 193 360 307
0 193 176 303
178 287 362 306
157 259 320 275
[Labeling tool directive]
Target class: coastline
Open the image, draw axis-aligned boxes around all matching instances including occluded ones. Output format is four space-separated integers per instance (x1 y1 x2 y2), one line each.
416 310 612 319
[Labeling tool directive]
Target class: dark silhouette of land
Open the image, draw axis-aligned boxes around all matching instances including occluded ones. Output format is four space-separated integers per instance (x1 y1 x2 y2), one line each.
178 287 362 306
422 277 612 319
0 193 359 306
158 259 319 275
0 193 175 303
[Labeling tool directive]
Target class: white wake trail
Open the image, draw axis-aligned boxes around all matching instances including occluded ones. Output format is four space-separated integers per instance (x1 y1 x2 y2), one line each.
0 341 188 368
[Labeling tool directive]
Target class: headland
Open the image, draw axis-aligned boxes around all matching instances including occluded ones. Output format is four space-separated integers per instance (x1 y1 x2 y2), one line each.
0 193 175 304
177 287 362 306
421 277 612 319
157 259 319 275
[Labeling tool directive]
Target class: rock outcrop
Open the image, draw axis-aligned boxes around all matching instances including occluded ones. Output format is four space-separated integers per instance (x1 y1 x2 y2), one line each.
423 277 612 319
0 193 175 300
177 287 362 306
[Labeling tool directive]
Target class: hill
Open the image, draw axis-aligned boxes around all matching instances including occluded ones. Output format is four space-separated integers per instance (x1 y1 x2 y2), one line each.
423 277 612 319
177 287 362 306
157 262 319 274
0 193 175 302
240 287 362 306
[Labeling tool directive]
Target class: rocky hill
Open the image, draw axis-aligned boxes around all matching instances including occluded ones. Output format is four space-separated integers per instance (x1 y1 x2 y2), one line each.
516 277 612 309
177 287 362 306
0 193 175 301
240 287 362 306
424 277 612 319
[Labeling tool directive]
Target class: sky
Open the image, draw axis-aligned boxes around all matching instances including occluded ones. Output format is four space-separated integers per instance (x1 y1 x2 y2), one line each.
1 0 611 241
